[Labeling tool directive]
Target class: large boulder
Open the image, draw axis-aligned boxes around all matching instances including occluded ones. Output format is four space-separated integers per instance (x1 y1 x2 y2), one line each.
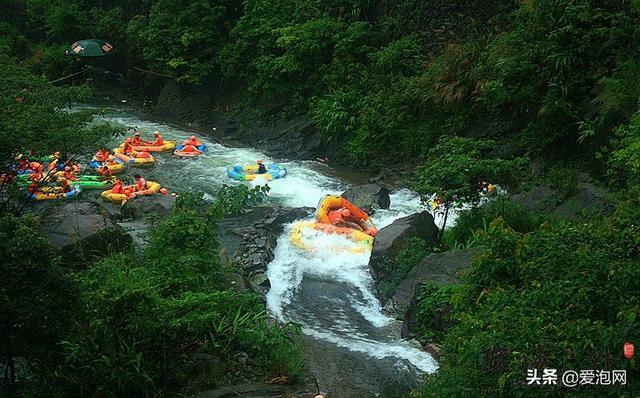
341 184 391 214
155 81 214 120
553 181 614 220
368 211 439 282
512 180 614 221
40 202 131 263
233 206 315 296
511 185 559 214
120 194 176 219
392 248 479 337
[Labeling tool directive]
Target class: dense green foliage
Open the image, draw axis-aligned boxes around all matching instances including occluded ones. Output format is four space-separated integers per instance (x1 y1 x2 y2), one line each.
54 200 303 397
1 191 303 397
414 202 640 397
3 0 640 396
4 0 640 166
0 214 79 393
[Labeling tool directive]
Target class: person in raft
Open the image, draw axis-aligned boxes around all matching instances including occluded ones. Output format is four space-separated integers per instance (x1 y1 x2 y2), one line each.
29 167 43 182
58 177 72 193
327 208 364 231
95 147 111 162
17 157 30 171
152 131 164 146
134 174 147 190
27 180 39 194
110 179 123 194
61 166 76 181
131 132 144 146
257 159 267 174
98 165 113 178
123 139 134 155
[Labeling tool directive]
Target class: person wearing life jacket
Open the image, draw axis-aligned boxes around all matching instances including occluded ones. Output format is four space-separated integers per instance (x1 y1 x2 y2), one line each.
131 132 144 146
257 159 267 174
183 135 202 147
111 179 124 194
62 166 76 181
99 165 113 178
29 169 43 182
0 171 17 185
134 174 147 191
65 160 81 173
95 147 111 162
27 180 39 194
18 157 29 171
29 161 43 173
123 139 134 155
328 208 364 231
58 177 72 193
152 131 164 146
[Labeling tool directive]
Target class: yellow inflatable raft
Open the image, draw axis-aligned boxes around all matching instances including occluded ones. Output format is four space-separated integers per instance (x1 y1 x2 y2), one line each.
101 181 161 203
315 195 377 236
119 140 177 152
113 148 156 167
290 221 374 253
90 156 126 174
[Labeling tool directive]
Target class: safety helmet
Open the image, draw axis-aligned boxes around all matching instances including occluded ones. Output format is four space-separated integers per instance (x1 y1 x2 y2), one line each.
134 132 141 136
153 131 160 136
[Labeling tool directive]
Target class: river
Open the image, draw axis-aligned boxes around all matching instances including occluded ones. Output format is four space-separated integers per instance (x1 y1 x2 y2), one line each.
81 102 452 397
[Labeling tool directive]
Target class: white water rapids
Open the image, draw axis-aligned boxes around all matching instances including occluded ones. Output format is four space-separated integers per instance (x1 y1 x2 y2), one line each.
80 102 466 394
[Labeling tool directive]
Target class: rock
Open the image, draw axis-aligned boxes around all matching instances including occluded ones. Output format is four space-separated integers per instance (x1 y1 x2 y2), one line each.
511 186 559 213
155 81 214 120
198 377 319 398
368 211 439 282
399 248 480 338
512 180 614 221
341 184 391 214
40 202 131 263
553 181 614 220
234 206 314 281
120 194 176 219
424 343 442 361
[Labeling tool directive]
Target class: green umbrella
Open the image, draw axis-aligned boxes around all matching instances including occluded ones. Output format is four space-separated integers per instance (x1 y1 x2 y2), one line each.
65 39 114 57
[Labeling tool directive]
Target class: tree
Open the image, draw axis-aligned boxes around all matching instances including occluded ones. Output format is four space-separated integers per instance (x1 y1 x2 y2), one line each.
0 213 78 393
414 136 525 235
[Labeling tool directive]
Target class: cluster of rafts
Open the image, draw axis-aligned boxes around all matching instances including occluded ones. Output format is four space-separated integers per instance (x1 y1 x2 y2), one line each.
5 129 293 205
5 131 213 202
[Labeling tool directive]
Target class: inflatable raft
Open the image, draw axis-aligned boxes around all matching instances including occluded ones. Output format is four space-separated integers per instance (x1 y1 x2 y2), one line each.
174 143 206 157
113 148 155 167
120 140 177 152
290 221 374 254
101 181 161 203
90 158 126 174
226 163 287 181
315 195 378 237
30 185 81 200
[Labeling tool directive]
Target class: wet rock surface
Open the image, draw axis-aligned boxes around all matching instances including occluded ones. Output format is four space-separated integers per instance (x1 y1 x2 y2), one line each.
396 248 480 337
120 194 176 219
513 178 614 221
341 183 391 214
368 211 440 285
230 206 314 295
39 201 131 260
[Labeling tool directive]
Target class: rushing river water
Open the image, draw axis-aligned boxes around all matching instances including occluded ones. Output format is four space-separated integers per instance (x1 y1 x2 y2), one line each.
81 102 454 397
